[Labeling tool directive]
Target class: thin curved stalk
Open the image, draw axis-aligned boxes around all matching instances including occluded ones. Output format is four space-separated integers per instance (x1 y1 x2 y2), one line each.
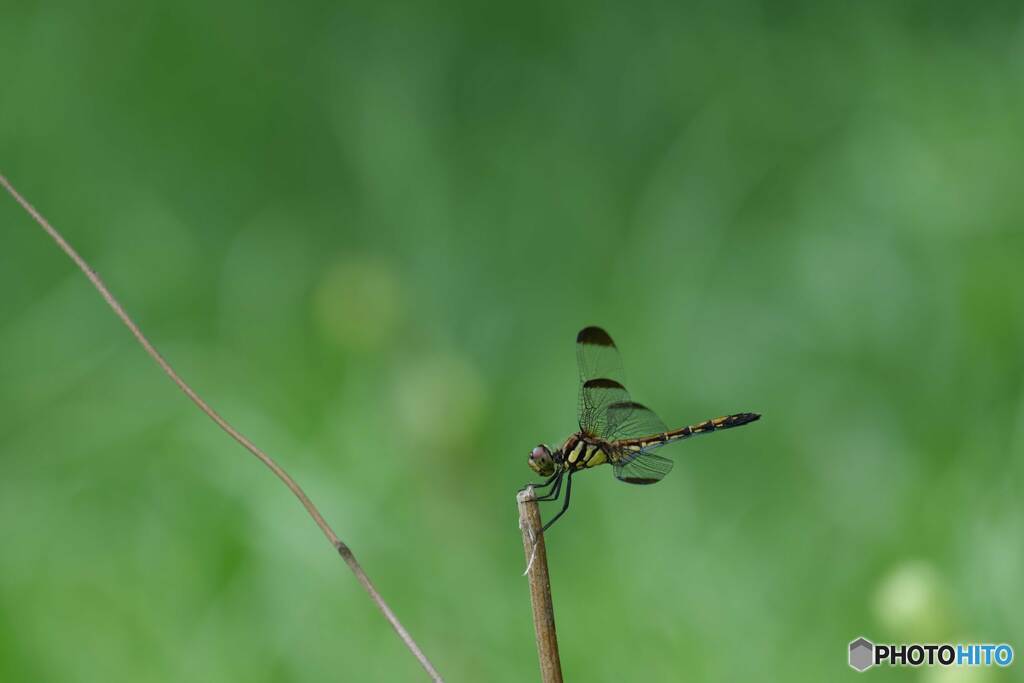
1 173 443 683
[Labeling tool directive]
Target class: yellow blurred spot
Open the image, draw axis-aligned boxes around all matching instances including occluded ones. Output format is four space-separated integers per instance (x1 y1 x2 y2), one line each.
393 354 485 451
313 257 401 350
873 560 948 641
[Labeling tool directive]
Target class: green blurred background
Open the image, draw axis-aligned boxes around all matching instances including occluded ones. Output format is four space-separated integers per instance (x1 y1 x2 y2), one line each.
2 2 1023 681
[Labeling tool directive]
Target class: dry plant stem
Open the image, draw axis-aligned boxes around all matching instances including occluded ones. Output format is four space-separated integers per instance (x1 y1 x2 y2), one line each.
0 173 444 683
518 488 564 683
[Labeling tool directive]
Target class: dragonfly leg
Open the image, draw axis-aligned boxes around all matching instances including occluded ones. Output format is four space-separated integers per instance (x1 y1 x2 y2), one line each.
534 471 564 502
519 471 560 494
541 471 573 532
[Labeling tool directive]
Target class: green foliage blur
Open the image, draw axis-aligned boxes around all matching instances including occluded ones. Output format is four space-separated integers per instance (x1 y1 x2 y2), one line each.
2 3 1023 681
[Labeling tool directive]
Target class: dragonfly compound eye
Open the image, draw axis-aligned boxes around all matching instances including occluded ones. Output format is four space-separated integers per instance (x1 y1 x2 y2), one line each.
528 445 555 475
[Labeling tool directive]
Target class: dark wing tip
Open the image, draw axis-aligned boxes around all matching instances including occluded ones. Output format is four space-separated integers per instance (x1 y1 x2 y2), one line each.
729 412 761 426
582 378 627 390
620 476 660 485
577 326 615 347
607 400 647 411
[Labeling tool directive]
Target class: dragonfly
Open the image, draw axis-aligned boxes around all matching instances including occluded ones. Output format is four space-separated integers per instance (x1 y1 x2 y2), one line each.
525 326 760 531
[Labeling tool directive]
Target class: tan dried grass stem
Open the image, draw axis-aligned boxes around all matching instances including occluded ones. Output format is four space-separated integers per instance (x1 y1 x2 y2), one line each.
0 173 443 683
517 487 564 683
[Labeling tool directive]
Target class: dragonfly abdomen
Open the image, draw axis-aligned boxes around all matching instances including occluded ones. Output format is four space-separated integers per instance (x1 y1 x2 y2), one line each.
680 412 761 436
621 412 761 450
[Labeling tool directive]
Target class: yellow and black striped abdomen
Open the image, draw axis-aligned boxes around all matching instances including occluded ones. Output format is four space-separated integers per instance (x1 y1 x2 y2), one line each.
682 412 760 436
618 412 761 450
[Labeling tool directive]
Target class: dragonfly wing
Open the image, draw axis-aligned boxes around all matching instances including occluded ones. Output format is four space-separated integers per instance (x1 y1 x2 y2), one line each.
606 400 667 441
577 327 631 438
613 451 674 485
579 378 630 439
607 402 673 485
576 326 626 386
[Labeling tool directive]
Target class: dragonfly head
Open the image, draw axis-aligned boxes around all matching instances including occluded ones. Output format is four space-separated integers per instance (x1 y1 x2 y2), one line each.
528 444 557 476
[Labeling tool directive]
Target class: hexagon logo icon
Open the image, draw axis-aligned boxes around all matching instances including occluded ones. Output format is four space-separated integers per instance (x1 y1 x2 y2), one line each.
849 637 874 672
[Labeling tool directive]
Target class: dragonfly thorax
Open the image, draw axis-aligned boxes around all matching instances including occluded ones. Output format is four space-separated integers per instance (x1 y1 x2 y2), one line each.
559 433 612 471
